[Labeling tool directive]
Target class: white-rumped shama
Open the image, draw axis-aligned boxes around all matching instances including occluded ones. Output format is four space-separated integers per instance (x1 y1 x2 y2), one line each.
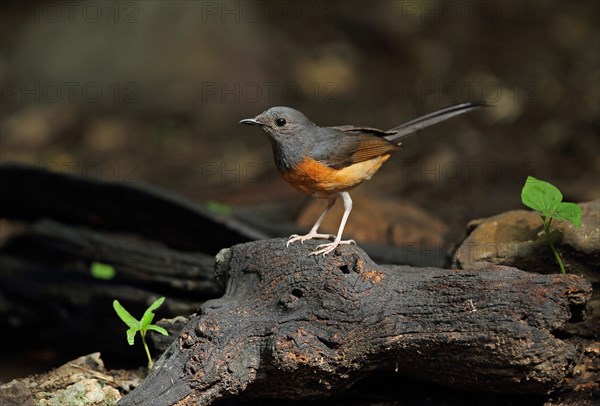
240 102 485 256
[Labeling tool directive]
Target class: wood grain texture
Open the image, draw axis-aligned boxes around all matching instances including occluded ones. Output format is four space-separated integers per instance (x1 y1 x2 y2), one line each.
119 239 591 406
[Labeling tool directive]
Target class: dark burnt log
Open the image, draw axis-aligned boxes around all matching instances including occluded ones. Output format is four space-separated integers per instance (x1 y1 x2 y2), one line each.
0 164 267 254
0 219 221 300
120 239 592 406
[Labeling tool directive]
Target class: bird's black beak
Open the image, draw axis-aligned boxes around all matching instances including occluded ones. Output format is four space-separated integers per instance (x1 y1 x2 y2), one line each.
239 117 264 126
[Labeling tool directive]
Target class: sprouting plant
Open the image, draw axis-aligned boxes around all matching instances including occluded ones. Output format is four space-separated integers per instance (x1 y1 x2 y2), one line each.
113 297 169 369
521 176 582 274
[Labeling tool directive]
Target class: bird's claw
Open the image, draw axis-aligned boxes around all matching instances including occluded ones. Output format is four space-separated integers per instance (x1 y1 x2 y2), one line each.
286 233 336 247
308 239 356 256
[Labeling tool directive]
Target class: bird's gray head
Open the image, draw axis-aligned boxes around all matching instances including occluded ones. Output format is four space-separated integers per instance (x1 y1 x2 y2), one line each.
239 106 317 140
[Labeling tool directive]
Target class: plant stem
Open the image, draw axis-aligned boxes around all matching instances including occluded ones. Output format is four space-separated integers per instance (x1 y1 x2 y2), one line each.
141 331 153 369
543 217 566 274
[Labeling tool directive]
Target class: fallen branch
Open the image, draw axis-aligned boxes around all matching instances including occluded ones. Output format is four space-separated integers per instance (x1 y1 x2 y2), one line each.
120 239 591 405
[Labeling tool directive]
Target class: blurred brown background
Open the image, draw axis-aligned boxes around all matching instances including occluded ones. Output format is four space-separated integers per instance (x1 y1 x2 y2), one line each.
0 0 599 386
1 0 598 251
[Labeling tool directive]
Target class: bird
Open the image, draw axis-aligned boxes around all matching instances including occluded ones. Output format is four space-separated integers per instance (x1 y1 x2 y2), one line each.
240 102 485 256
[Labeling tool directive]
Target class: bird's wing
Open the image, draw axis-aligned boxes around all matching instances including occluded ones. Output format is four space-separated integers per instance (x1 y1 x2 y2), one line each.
328 125 397 136
313 102 486 169
314 129 400 169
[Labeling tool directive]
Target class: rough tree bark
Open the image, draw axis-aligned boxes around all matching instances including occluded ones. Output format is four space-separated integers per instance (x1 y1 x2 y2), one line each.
119 239 592 406
0 219 220 301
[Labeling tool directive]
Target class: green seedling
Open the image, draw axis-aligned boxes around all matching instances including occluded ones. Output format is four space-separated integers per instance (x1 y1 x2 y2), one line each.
521 176 582 274
113 297 169 369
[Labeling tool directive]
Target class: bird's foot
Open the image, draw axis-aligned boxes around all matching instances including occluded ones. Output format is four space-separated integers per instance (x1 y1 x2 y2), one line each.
308 239 356 256
286 232 336 247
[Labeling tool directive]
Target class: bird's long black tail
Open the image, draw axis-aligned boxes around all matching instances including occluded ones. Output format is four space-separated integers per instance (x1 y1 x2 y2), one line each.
385 102 487 144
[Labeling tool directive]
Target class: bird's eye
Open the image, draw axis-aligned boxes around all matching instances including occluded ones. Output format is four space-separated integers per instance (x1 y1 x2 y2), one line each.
275 118 287 127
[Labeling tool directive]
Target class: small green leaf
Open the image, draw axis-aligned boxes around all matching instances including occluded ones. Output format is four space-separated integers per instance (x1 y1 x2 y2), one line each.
126 328 137 345
140 297 165 329
146 297 165 313
521 176 563 216
553 202 582 227
113 300 140 329
140 312 155 329
90 262 116 280
147 325 169 336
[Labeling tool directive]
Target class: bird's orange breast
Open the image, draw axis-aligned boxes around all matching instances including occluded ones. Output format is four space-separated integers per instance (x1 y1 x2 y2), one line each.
281 155 391 197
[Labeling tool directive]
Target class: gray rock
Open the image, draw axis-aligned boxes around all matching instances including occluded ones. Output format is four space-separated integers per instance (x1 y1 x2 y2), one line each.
453 200 599 337
453 200 599 282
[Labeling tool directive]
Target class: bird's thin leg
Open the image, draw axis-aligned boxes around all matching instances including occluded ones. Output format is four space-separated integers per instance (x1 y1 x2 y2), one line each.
287 197 337 246
309 191 356 256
